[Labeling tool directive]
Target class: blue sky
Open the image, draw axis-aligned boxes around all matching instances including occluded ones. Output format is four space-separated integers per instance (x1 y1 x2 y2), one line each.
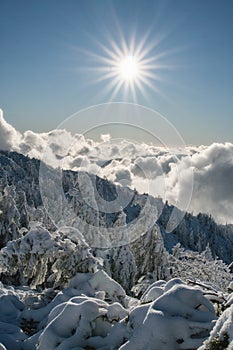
0 0 233 144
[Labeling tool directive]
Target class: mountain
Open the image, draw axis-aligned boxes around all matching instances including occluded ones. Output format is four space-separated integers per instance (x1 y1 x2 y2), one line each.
0 150 232 350
0 150 168 290
0 150 232 265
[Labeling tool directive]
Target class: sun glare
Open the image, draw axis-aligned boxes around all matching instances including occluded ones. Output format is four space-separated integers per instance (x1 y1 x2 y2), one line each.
119 55 139 82
82 29 172 101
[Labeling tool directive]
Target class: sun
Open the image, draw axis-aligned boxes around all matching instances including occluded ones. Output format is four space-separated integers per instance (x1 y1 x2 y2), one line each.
119 55 139 82
90 37 164 101
80 29 172 101
103 44 159 100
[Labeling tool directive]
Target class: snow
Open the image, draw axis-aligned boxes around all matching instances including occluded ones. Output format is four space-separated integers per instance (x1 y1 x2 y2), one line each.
0 275 221 350
0 150 232 349
68 270 126 303
141 285 163 303
37 296 129 350
0 225 99 288
228 281 233 291
168 244 233 290
119 280 216 350
199 302 233 350
36 279 216 350
1 110 233 224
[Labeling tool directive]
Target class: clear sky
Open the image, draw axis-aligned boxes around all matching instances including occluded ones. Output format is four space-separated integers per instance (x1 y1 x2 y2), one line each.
0 0 233 145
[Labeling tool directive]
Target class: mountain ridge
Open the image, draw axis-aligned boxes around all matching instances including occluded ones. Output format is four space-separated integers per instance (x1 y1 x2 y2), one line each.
0 150 232 290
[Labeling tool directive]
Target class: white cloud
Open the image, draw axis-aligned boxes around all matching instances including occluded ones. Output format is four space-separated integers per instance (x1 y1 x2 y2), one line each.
0 111 232 224
162 142 233 224
100 134 111 142
184 143 233 223
131 156 163 179
0 109 22 151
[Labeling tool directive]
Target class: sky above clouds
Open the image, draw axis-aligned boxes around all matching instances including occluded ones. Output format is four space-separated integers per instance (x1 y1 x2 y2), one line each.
0 0 233 144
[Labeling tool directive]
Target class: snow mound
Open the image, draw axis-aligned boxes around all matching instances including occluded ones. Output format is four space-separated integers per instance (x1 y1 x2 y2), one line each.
0 277 218 350
68 269 126 303
35 279 216 350
37 296 128 350
120 280 216 350
199 303 233 350
0 285 26 349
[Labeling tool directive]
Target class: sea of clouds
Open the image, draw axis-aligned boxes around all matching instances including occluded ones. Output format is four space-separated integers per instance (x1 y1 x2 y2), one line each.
0 109 232 224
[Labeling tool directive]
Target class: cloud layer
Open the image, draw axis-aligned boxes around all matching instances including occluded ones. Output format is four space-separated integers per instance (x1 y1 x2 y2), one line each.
0 109 232 224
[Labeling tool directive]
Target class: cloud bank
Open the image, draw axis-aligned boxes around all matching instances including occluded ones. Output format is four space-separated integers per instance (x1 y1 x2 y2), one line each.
0 109 232 224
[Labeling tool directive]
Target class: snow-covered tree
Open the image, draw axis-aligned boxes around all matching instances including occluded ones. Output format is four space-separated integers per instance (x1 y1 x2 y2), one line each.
0 225 98 288
168 243 232 291
0 185 22 247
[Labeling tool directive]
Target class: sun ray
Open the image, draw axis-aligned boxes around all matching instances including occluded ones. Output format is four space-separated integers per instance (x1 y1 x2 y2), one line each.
109 79 124 101
76 24 180 102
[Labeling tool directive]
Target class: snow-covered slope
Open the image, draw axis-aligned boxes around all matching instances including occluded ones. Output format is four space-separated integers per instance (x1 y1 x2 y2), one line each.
0 150 232 264
1 276 228 350
0 150 232 349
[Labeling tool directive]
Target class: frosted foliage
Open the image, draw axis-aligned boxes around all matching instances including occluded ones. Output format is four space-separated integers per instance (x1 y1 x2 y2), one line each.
0 186 22 247
130 225 169 281
169 244 232 291
94 245 137 293
0 226 98 288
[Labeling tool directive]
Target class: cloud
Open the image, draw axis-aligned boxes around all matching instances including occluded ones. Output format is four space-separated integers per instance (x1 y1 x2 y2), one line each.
0 111 232 224
131 156 163 179
114 168 132 187
163 142 233 224
100 134 111 142
184 143 233 223
0 109 22 151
